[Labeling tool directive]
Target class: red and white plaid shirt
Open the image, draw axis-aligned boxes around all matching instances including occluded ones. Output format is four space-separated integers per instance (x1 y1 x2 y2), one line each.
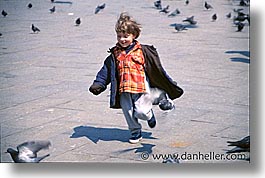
113 41 146 94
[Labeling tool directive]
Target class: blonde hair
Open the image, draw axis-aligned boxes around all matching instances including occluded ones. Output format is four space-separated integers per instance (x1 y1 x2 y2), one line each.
115 12 141 39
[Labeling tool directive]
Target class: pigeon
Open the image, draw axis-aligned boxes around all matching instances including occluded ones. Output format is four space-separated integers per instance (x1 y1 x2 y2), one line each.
182 16 197 25
50 6 56 13
204 1 213 10
6 140 51 163
185 0 189 5
233 8 244 13
236 22 245 32
154 0 162 9
28 3 33 8
233 14 248 23
31 24 40 33
226 12 231 18
159 5 170 14
95 3 106 14
162 157 180 163
212 13 217 21
75 17 81 26
2 10 8 17
168 8 180 17
227 136 250 148
239 0 248 6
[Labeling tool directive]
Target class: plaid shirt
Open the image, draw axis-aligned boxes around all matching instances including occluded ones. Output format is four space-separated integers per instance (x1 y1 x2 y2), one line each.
113 41 146 94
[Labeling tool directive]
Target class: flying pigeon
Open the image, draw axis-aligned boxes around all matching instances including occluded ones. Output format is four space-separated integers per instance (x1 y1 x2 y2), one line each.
6 140 51 163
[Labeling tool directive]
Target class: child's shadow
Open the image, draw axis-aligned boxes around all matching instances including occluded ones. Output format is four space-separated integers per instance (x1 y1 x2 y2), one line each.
70 125 157 144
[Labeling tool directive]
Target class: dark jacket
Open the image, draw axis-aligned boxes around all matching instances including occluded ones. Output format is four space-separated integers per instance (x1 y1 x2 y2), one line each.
89 44 184 109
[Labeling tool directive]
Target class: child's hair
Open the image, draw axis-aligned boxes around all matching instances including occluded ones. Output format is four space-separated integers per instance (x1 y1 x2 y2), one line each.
115 12 141 39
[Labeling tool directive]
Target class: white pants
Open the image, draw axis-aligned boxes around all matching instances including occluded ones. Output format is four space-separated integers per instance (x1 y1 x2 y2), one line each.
120 92 153 136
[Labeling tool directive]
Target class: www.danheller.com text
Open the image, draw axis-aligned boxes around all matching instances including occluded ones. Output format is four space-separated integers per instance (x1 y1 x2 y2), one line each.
140 151 248 161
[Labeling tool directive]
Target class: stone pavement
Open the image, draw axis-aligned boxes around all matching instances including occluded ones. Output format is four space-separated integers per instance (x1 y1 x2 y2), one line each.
0 0 249 163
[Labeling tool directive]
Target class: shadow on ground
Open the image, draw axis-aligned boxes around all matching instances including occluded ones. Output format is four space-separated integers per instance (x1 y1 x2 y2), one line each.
70 125 157 144
225 50 250 64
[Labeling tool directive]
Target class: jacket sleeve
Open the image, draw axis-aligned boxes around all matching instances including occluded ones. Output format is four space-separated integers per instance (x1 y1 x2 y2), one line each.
89 55 112 95
142 45 184 100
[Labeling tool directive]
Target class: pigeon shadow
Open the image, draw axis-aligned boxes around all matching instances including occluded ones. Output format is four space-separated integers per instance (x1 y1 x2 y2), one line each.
225 50 250 57
225 50 250 64
170 23 198 29
230 57 250 64
53 1 73 4
70 125 157 144
114 143 156 155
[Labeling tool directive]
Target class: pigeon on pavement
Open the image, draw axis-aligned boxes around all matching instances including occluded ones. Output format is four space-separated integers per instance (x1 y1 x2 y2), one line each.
204 1 213 10
50 6 56 13
6 140 51 163
182 16 197 25
95 3 106 14
2 10 8 17
31 24 40 33
75 17 81 26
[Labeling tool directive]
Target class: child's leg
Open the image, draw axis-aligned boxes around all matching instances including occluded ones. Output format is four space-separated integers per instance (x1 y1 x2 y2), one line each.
120 92 142 136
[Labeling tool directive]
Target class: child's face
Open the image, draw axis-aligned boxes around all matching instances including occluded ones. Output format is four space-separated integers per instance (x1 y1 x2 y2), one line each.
117 32 135 48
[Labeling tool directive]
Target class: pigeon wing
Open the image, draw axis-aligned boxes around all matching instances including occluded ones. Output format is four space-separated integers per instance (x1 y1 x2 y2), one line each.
17 140 51 154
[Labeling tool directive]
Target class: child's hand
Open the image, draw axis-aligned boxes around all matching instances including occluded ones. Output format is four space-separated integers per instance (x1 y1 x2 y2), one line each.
89 83 104 95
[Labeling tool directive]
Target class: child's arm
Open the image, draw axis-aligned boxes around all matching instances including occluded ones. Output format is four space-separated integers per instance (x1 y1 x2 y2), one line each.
89 56 112 95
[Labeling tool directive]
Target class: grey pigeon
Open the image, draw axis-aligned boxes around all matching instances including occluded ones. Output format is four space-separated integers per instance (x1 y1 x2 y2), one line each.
6 140 51 163
50 6 56 13
154 0 162 9
2 10 8 17
226 12 231 18
159 5 170 14
31 24 40 33
239 0 248 6
212 13 217 21
236 22 245 32
75 17 81 26
204 1 213 10
182 16 197 25
95 3 106 14
28 3 33 8
168 8 180 17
